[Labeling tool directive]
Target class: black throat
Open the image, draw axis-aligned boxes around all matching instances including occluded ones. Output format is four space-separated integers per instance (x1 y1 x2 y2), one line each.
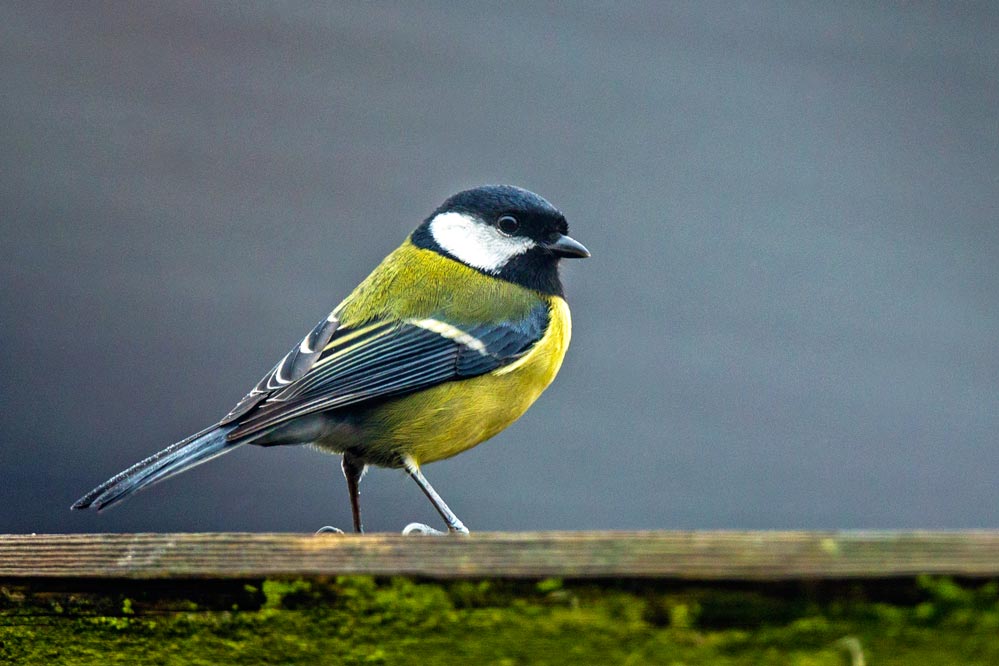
410 226 565 297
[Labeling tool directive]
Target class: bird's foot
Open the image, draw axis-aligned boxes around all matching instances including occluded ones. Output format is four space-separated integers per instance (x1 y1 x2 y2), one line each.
402 522 444 535
402 522 469 536
315 525 345 535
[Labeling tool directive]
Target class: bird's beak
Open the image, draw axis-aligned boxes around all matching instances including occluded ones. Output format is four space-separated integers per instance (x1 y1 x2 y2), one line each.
544 234 591 259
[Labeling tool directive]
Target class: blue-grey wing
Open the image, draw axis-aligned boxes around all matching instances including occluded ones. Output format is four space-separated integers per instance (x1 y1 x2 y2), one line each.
224 303 549 440
220 313 340 425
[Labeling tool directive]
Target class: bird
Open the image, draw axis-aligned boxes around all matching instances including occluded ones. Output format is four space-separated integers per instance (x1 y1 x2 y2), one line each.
72 185 589 535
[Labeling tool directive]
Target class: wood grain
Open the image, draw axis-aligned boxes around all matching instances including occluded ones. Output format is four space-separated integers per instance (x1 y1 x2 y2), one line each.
2 531 997 580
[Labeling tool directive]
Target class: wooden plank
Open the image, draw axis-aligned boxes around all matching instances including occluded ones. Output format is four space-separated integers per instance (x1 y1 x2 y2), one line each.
1 531 997 580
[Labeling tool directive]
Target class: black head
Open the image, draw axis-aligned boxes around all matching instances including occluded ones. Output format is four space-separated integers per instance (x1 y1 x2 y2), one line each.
411 185 589 296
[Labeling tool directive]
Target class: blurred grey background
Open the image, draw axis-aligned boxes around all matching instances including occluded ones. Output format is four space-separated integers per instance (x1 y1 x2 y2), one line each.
2 3 997 534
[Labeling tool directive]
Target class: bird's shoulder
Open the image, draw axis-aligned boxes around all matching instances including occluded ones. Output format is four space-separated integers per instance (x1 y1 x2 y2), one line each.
334 239 548 328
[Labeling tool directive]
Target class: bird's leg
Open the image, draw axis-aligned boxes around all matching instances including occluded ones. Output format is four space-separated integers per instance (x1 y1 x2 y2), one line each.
401 458 469 536
316 452 366 535
342 452 366 533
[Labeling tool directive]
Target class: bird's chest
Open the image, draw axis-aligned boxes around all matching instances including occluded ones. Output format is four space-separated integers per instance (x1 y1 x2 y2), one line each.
366 297 572 465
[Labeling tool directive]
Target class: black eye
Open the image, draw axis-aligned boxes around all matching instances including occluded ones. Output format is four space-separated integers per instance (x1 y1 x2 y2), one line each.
496 215 520 236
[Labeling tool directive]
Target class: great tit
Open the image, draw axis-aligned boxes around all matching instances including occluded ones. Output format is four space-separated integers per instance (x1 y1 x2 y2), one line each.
73 185 589 534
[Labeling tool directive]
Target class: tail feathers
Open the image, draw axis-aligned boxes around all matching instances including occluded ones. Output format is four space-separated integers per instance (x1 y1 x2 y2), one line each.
72 424 241 512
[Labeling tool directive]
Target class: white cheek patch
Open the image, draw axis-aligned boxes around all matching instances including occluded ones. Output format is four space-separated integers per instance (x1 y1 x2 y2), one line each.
429 211 535 273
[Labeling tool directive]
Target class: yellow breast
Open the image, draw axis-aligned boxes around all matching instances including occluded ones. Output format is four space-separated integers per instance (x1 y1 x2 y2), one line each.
361 295 572 466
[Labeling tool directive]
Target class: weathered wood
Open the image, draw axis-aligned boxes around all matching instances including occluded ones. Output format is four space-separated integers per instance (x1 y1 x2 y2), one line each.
1 531 997 580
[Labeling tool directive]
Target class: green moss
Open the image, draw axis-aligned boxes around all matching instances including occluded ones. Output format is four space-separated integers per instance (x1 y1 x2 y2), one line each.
260 579 315 609
120 598 134 615
1 577 998 665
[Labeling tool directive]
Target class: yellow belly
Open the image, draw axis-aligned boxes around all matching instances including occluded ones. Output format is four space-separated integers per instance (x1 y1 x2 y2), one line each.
357 296 572 466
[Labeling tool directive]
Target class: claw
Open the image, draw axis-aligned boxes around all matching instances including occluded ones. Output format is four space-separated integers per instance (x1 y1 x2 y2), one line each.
315 525 345 535
402 522 469 536
402 522 446 536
